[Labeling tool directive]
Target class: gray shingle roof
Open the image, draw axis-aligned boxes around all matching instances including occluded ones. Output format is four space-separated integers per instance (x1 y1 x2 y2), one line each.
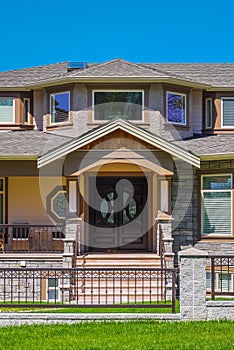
173 135 234 156
0 130 72 156
1 128 234 159
141 63 234 88
67 59 171 78
2 58 234 88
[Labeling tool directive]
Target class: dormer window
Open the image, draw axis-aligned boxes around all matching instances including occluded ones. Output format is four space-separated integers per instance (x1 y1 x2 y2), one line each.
0 97 14 123
166 91 186 126
50 92 70 124
93 90 143 121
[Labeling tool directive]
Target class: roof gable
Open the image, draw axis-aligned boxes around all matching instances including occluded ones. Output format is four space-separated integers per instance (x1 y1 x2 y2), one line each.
37 119 200 168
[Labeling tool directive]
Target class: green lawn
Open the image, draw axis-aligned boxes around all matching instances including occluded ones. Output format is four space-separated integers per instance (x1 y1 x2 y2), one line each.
0 321 233 350
0 300 180 313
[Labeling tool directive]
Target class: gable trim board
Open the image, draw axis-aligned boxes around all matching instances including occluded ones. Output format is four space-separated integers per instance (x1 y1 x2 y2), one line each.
37 119 200 169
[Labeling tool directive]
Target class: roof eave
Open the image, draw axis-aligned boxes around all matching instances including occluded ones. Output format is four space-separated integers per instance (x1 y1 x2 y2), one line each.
5 76 211 90
207 87 234 91
0 155 38 160
200 153 234 161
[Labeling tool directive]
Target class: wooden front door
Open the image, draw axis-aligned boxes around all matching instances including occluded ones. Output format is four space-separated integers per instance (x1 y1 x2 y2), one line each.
89 176 148 251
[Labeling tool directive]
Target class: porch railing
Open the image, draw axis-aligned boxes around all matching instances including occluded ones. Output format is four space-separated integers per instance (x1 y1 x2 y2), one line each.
0 267 178 312
208 255 234 300
0 225 65 253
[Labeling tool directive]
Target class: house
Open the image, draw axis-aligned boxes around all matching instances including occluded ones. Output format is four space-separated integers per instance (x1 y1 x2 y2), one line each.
0 58 234 280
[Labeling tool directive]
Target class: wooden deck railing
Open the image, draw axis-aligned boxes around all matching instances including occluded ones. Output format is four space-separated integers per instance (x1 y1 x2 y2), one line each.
0 224 65 253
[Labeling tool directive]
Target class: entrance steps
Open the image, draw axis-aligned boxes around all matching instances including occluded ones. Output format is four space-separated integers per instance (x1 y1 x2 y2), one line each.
74 254 168 304
76 253 162 268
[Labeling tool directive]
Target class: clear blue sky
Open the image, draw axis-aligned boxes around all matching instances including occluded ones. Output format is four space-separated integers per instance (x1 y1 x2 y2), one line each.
1 0 234 71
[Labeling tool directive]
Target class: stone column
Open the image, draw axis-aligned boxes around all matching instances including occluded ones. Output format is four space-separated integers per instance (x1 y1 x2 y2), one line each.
178 247 208 320
63 219 83 268
156 211 175 268
62 219 82 303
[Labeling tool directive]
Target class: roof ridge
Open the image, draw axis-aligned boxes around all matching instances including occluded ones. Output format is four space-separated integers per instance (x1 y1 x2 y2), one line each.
67 58 169 76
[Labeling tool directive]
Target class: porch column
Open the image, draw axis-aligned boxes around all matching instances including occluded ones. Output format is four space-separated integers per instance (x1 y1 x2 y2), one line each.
63 218 83 268
155 211 174 268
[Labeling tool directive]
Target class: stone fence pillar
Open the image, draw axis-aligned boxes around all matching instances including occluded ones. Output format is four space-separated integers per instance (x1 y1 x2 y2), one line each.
178 247 208 320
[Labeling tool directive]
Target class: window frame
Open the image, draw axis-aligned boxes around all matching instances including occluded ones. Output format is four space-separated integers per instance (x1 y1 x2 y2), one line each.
23 98 30 124
92 89 144 122
205 98 212 129
166 91 187 126
0 97 15 124
47 277 60 302
221 97 234 128
206 271 233 292
50 91 70 125
201 174 233 237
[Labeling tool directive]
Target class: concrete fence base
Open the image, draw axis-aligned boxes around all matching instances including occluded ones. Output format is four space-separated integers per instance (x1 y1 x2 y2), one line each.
179 247 234 320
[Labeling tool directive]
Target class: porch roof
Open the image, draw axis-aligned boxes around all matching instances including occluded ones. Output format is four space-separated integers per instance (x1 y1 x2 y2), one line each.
173 134 234 160
38 119 200 168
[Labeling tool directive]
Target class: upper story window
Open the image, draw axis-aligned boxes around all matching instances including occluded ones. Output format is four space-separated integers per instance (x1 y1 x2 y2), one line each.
205 98 212 129
24 98 30 124
166 91 186 126
221 98 234 127
93 90 143 121
50 92 70 124
0 97 14 123
201 174 232 236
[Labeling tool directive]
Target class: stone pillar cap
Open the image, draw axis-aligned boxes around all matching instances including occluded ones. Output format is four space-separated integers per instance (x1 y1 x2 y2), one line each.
178 246 208 258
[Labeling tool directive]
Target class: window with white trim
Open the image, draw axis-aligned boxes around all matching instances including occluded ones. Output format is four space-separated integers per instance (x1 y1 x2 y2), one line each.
24 98 30 124
0 179 4 225
50 92 70 124
93 90 143 121
0 97 14 123
201 174 232 236
221 98 234 127
205 98 212 128
166 91 186 125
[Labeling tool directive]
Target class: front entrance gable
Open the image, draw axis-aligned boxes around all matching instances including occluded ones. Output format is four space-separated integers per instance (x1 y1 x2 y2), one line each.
38 119 200 168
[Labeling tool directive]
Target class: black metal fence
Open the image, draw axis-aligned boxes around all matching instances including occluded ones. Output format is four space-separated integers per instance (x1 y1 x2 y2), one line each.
0 267 178 313
0 225 64 253
208 256 234 299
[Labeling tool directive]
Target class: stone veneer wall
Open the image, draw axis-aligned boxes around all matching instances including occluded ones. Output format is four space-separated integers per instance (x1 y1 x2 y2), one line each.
0 257 63 269
172 158 234 259
171 160 197 258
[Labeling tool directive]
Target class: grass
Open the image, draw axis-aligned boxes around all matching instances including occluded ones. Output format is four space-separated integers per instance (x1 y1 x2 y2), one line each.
0 320 233 349
0 300 180 314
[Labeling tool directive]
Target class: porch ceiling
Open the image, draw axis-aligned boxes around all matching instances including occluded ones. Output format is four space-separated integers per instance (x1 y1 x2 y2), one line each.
37 119 200 169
